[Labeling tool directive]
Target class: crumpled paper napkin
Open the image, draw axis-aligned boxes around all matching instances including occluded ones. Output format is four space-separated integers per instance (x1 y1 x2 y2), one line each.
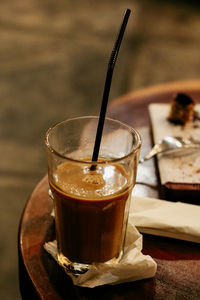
44 220 157 288
130 195 200 243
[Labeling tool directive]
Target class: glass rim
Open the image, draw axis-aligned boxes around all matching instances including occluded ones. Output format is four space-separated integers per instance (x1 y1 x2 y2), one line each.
45 116 142 164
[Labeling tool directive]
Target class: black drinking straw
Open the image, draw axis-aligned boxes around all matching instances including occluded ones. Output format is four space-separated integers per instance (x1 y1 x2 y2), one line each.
91 9 131 169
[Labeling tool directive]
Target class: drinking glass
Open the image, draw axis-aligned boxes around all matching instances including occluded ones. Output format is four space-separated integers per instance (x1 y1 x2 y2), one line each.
45 116 141 274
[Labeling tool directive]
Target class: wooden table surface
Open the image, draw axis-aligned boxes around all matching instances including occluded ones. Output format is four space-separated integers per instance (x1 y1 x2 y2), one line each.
18 80 200 300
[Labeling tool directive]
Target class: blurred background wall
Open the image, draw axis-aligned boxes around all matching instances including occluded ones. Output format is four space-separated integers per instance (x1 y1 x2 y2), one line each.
0 0 200 299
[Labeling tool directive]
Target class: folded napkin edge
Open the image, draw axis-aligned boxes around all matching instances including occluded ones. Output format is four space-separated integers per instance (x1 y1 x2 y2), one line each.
136 226 200 244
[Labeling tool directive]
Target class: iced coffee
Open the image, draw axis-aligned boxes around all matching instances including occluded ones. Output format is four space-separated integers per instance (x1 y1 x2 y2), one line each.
45 117 141 272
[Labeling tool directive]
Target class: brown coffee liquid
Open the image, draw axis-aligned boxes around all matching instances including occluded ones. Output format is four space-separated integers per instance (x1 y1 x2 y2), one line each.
50 161 132 264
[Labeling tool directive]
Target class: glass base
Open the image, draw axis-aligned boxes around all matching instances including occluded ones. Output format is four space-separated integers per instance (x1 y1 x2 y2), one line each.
58 253 90 276
57 251 123 276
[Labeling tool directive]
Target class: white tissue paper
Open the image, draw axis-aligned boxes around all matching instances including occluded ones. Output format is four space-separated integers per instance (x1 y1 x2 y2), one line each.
130 195 200 243
44 219 157 288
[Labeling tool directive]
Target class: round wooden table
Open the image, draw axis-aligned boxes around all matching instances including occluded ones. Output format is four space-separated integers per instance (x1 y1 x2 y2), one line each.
18 80 200 300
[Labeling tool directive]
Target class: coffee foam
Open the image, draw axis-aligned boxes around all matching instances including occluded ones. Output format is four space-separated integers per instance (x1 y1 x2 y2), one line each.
54 162 128 199
82 173 105 186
